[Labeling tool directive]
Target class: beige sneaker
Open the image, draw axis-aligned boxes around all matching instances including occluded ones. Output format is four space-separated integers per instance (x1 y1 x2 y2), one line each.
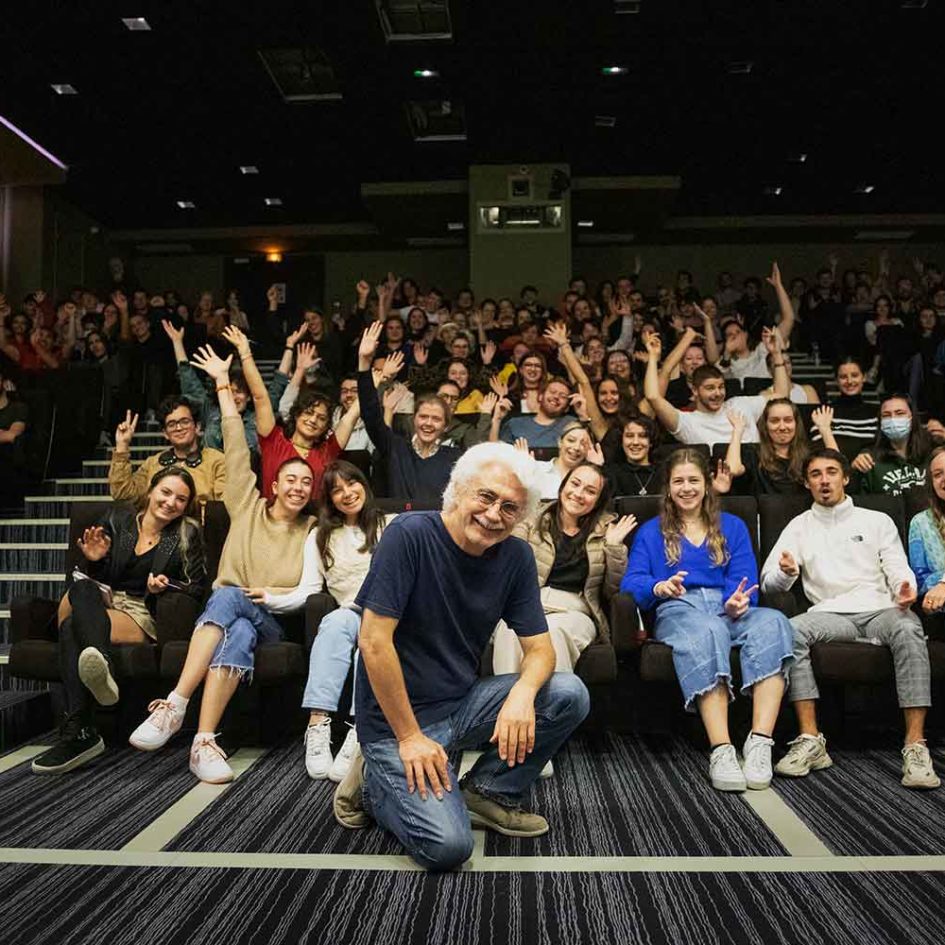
901 742 941 789
462 788 549 838
333 744 369 829
774 734 833 777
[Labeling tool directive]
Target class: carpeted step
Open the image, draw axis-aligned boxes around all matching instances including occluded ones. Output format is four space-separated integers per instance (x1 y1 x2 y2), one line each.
45 479 111 497
0 519 70 543
24 495 110 517
0 544 68 572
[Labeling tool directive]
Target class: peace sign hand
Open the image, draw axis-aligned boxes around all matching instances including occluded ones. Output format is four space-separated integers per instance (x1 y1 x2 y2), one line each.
114 409 139 451
724 577 759 619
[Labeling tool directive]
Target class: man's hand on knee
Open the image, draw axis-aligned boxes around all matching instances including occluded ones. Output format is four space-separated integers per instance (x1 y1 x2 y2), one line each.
491 684 537 767
398 732 451 801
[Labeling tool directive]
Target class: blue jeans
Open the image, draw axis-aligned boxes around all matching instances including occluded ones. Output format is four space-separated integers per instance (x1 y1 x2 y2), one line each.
301 607 361 713
361 673 589 872
653 588 794 711
196 586 284 678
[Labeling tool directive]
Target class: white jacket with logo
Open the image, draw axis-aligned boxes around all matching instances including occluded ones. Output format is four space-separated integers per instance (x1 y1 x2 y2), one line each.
760 496 915 613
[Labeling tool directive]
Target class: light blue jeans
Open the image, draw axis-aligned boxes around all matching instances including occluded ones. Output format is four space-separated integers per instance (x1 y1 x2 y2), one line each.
653 588 794 711
361 673 590 872
197 586 284 679
301 607 361 713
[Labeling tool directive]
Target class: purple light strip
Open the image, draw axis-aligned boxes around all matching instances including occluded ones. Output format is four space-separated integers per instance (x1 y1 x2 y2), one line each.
0 113 68 170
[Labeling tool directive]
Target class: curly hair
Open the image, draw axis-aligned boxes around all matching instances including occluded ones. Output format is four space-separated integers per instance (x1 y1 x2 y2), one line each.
660 448 729 567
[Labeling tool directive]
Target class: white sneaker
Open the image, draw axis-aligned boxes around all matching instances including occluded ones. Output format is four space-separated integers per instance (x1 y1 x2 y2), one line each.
304 719 333 780
775 733 832 777
901 742 941 789
328 725 360 783
77 647 119 706
128 698 185 751
709 744 747 792
189 734 233 783
742 733 774 790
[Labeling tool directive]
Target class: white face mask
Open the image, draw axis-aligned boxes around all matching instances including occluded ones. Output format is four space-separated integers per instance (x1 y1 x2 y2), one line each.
881 417 912 441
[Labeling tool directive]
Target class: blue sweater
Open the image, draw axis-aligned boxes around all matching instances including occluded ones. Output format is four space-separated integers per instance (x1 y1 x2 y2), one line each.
620 513 759 612
908 508 945 595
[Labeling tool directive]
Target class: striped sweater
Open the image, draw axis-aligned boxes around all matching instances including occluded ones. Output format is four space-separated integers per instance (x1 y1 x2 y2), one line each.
810 395 877 460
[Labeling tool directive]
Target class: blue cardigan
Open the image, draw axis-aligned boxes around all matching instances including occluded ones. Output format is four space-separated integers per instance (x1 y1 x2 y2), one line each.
620 513 759 612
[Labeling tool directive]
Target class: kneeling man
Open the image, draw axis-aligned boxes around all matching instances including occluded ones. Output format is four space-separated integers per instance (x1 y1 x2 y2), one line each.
334 442 590 870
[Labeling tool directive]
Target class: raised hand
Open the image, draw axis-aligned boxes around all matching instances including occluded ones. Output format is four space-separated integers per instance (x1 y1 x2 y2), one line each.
645 331 662 359
114 409 138 451
766 261 783 289
543 321 569 348
355 279 370 303
569 391 589 420
481 340 497 365
111 291 128 312
190 345 233 382
811 405 834 432
655 570 687 599
726 409 748 436
513 436 531 455
78 526 112 562
724 576 758 619
383 383 409 412
761 325 782 355
380 349 405 381
605 513 637 545
851 452 875 474
779 550 799 576
896 581 917 611
358 320 384 364
489 375 509 398
412 344 428 367
713 459 733 494
586 442 605 466
495 396 513 419
285 324 306 349
295 342 318 373
161 319 184 343
479 391 498 415
221 324 250 358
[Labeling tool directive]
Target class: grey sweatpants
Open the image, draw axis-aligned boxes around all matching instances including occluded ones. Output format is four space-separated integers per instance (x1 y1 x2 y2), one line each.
789 607 930 708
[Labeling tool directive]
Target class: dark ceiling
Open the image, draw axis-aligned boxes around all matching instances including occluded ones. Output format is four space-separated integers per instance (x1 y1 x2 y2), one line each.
2 0 943 230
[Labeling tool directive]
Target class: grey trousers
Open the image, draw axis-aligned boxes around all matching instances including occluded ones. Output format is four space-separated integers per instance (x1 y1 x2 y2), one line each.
789 607 930 708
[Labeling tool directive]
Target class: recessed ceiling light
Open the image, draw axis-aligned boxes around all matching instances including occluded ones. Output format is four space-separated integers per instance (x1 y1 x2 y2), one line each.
122 17 151 31
855 184 876 194
413 69 438 78
595 115 617 127
51 84 77 95
614 0 642 13
264 197 283 207
176 200 195 209
446 221 465 231
901 0 928 9
601 66 627 75
727 61 754 75
577 220 595 228
764 186 783 196
788 153 808 164
239 165 259 175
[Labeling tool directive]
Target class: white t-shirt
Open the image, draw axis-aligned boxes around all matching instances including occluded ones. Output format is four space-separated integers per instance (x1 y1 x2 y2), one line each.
722 342 770 381
671 395 767 446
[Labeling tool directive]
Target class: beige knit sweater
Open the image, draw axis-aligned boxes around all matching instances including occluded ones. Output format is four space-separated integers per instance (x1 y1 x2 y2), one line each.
214 415 315 594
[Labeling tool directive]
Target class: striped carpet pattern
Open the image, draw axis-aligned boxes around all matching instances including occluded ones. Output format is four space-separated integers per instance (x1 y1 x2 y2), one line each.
2 864 944 945
0 744 195 849
167 737 404 856
486 733 786 857
772 746 945 856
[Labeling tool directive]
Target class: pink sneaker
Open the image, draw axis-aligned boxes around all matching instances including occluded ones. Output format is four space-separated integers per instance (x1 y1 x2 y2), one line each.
128 698 184 751
189 734 233 784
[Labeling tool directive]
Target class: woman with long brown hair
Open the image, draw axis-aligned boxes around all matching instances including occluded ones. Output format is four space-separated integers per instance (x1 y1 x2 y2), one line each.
621 448 793 793
908 446 945 613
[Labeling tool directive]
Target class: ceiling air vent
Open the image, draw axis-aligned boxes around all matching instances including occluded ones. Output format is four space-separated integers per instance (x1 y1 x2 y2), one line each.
377 1 453 42
258 47 342 102
406 100 466 141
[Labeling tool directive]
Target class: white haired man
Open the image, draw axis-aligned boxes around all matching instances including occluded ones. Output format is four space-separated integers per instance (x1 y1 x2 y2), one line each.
333 442 590 871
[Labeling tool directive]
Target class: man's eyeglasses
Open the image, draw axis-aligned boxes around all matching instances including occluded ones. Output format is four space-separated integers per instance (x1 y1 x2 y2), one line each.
471 488 522 521
164 418 195 431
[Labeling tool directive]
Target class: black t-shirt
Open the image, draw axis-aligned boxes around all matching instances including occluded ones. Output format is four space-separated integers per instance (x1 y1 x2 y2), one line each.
737 451 806 496
546 532 589 594
0 400 28 432
354 512 547 743
112 545 157 595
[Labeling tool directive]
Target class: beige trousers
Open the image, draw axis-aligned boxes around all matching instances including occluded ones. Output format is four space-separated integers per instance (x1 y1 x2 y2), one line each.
492 586 597 674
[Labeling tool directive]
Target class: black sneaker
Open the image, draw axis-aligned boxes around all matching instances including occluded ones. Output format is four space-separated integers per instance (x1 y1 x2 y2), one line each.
31 715 105 774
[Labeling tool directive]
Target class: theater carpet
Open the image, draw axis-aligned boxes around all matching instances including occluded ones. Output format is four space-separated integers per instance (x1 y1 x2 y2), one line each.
2 863 944 945
0 744 195 850
486 732 786 857
772 745 945 857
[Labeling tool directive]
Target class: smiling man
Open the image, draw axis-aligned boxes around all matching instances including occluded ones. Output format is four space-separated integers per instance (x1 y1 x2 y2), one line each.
333 442 590 871
109 396 225 506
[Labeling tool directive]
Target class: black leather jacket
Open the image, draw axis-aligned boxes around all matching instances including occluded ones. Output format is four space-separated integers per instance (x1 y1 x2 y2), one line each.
82 504 208 616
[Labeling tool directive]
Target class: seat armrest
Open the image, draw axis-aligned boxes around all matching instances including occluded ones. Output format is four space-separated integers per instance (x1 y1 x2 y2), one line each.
305 593 340 651
10 597 58 643
155 592 202 646
610 592 646 654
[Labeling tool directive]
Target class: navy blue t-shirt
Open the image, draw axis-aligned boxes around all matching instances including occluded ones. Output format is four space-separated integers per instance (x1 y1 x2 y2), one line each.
354 511 548 744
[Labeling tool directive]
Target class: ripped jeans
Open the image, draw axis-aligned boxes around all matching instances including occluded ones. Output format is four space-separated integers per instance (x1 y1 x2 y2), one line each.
653 588 794 712
196 586 284 680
